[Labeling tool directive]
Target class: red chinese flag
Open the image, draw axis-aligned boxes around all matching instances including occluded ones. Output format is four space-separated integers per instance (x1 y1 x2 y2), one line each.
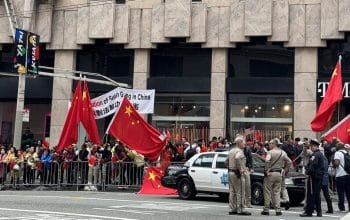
175 134 180 142
138 166 177 195
56 81 82 152
311 58 343 132
166 130 171 140
81 81 101 144
254 130 262 142
322 114 350 144
106 97 166 161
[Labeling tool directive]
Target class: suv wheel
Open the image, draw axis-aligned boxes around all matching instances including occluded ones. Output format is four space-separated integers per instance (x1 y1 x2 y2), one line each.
178 178 196 200
251 182 264 205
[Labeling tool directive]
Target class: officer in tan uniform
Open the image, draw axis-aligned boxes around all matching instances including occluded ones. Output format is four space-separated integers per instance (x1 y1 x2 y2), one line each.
261 138 292 216
225 136 251 216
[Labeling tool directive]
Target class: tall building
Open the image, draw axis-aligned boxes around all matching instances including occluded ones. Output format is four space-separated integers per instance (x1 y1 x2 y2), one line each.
0 0 349 146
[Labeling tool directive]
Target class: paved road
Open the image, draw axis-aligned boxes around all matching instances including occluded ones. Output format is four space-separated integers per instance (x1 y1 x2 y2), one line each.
0 191 348 220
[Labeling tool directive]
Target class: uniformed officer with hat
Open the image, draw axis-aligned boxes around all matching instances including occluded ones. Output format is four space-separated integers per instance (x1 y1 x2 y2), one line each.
300 139 324 217
261 138 292 216
225 135 251 216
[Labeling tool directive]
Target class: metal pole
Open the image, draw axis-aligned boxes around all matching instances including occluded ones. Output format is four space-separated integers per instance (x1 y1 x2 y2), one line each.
13 75 26 148
38 71 124 87
39 65 130 88
13 0 34 148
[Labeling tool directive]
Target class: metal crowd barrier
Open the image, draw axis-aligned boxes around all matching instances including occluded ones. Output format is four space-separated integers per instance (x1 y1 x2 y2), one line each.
0 161 185 191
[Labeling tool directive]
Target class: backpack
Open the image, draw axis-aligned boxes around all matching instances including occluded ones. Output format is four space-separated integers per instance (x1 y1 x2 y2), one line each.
340 151 350 174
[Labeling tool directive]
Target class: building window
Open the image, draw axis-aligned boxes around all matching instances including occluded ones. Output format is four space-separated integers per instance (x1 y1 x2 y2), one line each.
0 44 54 74
0 44 14 73
229 94 293 140
151 94 210 143
150 41 211 77
318 33 350 123
116 0 126 4
228 38 294 78
318 33 350 78
76 43 133 78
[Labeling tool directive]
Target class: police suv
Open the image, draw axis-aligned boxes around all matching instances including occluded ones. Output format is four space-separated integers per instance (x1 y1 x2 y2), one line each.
161 151 305 205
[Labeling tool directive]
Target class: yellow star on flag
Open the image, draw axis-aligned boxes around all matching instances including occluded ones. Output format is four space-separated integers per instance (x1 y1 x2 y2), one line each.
332 68 338 78
82 91 87 100
148 170 157 181
125 106 133 117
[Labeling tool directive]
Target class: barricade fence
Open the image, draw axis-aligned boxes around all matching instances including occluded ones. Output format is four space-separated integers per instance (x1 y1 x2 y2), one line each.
0 161 185 191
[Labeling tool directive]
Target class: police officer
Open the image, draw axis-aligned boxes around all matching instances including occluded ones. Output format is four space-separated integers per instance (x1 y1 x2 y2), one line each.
225 135 251 216
243 143 253 208
300 139 324 217
261 138 292 216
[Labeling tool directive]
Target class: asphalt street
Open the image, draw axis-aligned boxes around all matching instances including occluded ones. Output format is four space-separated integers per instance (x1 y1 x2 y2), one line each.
0 191 348 220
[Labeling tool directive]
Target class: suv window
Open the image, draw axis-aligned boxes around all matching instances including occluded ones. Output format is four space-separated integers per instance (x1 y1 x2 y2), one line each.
215 154 227 169
193 154 215 168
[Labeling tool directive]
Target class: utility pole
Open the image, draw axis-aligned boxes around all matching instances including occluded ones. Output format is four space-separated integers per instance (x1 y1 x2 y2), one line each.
5 0 36 148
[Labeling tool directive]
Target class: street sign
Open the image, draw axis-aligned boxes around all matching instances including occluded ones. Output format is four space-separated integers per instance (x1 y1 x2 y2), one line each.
22 108 29 122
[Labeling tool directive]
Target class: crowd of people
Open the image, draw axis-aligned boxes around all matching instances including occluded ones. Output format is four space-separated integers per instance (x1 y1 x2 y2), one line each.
0 132 350 218
0 141 146 189
0 135 238 190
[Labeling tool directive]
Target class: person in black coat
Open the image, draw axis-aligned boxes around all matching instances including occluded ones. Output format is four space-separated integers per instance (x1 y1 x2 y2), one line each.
243 144 253 208
300 139 325 217
78 144 89 184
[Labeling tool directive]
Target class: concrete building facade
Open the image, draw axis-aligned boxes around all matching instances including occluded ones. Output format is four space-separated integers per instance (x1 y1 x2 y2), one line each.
1 0 350 146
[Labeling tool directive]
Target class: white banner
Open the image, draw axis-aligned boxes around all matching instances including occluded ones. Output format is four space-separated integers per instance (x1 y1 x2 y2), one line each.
91 88 155 119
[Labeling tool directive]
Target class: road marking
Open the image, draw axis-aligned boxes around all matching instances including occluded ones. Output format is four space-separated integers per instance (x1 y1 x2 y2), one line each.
0 214 100 220
0 194 219 207
0 194 343 218
341 213 350 220
94 207 168 214
93 208 155 215
0 208 139 220
110 203 207 212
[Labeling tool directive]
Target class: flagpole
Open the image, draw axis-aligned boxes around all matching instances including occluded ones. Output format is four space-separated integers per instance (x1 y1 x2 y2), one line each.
79 75 83 148
336 55 342 140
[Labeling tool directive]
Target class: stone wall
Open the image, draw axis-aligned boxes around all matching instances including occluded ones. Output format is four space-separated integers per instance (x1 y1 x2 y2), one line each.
1 0 348 49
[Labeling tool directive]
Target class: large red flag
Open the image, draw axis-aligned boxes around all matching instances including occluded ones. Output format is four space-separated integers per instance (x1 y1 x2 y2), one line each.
138 166 177 195
311 58 343 132
56 81 82 152
322 114 350 144
81 81 101 144
107 97 166 161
